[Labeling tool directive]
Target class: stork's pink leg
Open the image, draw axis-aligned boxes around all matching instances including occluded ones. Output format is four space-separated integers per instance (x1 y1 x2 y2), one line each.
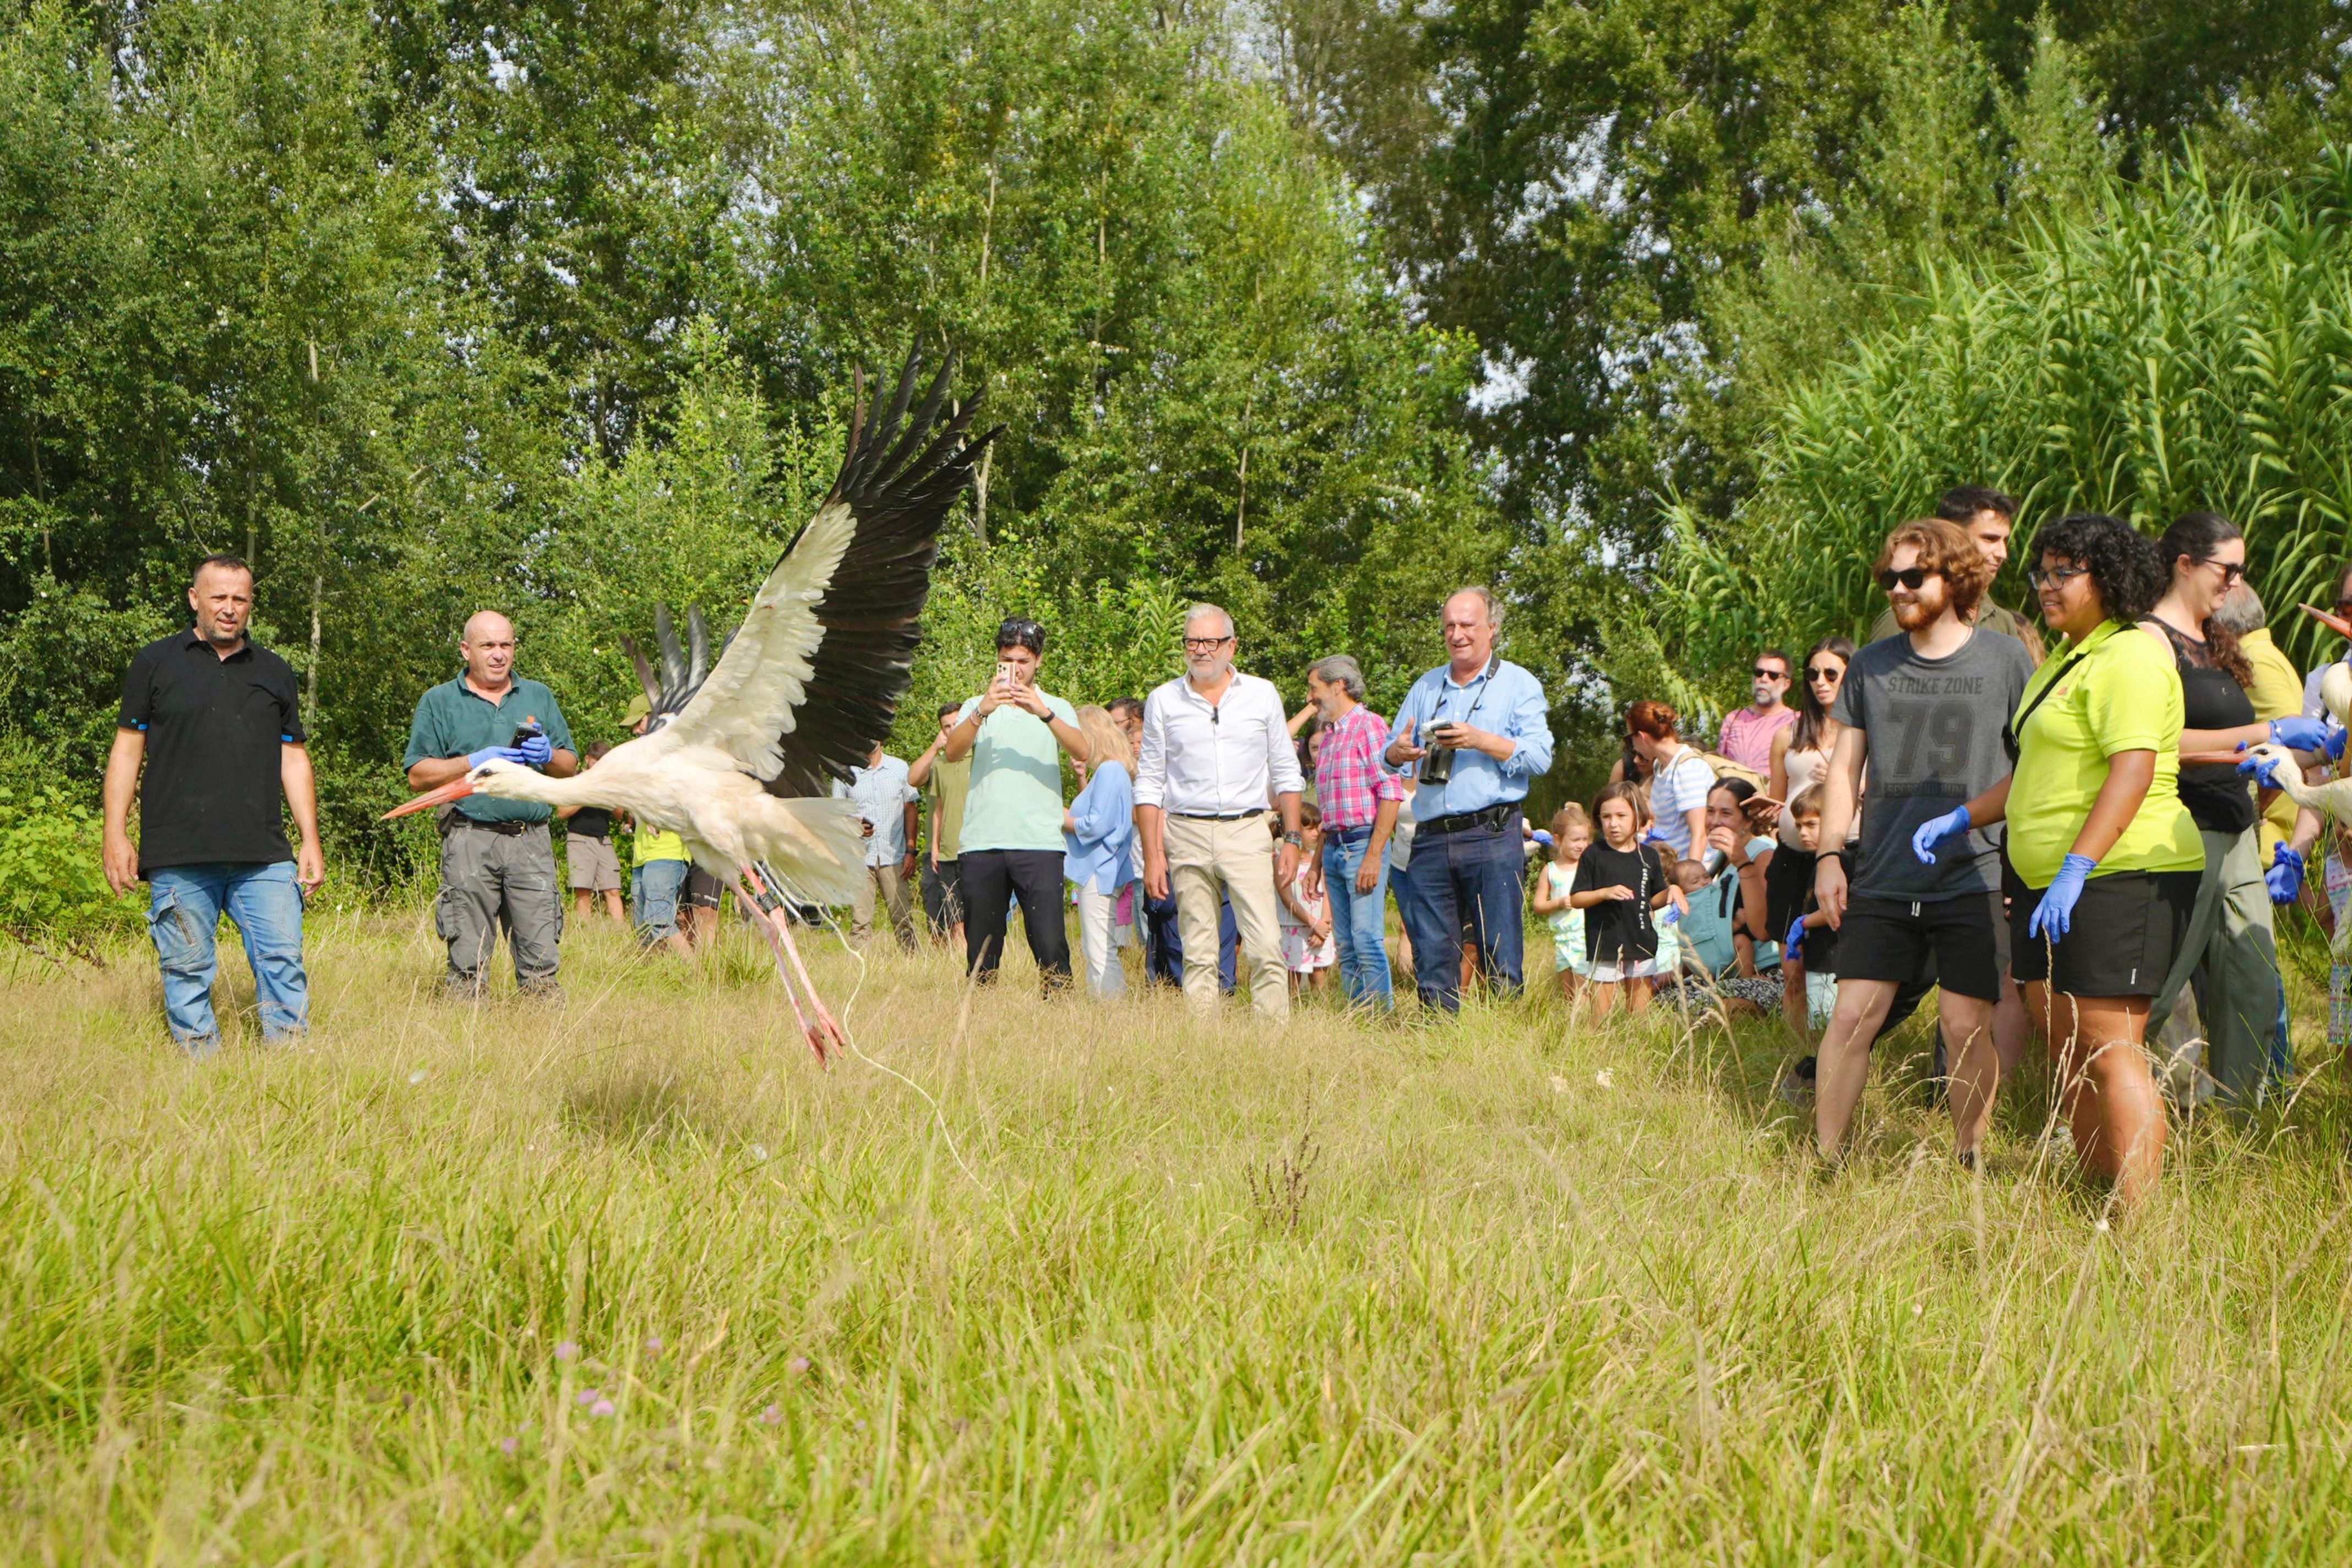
767 908 850 1060
736 868 848 1064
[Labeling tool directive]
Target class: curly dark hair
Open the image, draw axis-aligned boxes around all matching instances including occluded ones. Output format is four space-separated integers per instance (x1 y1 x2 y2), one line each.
2029 513 2168 625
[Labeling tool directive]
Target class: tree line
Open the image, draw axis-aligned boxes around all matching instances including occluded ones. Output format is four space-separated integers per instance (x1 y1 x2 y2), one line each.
3 0 2346 888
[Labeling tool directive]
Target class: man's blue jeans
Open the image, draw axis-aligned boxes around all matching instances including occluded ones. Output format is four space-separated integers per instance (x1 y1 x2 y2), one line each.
1322 827 1393 1009
1398 810 1526 1011
146 862 308 1052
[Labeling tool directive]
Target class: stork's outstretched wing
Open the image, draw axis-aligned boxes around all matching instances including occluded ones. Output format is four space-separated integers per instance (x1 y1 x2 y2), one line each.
658 348 997 794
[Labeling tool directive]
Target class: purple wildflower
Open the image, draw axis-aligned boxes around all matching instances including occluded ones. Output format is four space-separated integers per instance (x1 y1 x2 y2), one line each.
499 1436 519 1456
576 1388 600 1407
761 1403 782 1425
554 1340 579 1362
590 1398 616 1418
787 1357 810 1374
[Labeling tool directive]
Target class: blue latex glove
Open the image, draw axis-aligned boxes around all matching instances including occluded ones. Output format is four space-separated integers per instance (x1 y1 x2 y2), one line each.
1910 804 1973 865
2235 745 2289 790
466 745 525 770
1783 914 1806 963
1531 829 1555 849
2268 716 2349 759
2268 845 2306 906
2027 853 2097 942
515 731 554 767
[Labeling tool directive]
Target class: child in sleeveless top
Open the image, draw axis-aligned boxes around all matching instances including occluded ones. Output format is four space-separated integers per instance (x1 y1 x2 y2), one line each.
1531 804 1593 1002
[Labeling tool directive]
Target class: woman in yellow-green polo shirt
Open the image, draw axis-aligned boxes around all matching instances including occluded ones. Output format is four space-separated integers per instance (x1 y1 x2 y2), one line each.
1921 513 2202 1210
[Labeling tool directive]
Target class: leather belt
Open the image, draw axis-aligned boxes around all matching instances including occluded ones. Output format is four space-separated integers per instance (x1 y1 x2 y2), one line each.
1423 803 1517 836
444 815 540 837
1170 809 1265 821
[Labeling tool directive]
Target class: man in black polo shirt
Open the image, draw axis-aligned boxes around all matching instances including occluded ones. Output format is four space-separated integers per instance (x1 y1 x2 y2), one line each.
102 555 324 1056
402 609 577 998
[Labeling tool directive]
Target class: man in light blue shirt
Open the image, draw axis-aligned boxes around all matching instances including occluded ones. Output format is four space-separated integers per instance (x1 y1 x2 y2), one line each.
1383 586 1554 1010
834 743 919 951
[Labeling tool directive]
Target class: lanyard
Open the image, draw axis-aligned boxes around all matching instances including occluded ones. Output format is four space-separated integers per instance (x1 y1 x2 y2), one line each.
1435 657 1499 726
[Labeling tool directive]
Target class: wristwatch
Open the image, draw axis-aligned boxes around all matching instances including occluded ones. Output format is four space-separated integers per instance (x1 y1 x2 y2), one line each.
1282 831 1305 848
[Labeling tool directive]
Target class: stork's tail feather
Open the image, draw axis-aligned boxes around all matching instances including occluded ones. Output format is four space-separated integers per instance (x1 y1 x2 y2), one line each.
754 798 865 911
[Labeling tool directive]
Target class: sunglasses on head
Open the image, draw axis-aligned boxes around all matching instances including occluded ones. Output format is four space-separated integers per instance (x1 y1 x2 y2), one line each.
1874 565 1939 592
1804 664 1841 682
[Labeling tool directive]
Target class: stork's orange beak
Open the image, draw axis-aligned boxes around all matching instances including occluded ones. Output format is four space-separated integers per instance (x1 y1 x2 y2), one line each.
2301 603 2352 640
383 774 476 820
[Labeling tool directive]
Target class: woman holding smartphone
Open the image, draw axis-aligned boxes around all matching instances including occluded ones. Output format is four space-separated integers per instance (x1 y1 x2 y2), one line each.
941 617 1092 991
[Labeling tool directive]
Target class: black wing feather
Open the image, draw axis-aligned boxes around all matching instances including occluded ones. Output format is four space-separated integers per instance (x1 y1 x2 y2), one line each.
761 348 999 797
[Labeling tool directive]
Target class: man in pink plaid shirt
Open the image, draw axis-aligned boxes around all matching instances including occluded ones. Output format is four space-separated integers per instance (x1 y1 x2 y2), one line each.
1307 655 1407 1008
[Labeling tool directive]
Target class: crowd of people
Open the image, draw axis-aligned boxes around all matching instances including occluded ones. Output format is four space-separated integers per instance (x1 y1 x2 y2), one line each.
96 486 2352 1207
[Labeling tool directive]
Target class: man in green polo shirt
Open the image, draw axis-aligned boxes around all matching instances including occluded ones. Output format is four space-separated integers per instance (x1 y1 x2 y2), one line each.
402 610 578 998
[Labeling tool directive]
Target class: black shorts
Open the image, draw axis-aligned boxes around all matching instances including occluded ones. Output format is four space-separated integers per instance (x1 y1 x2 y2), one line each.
922 858 964 930
1834 888 2004 1001
2007 867 2198 996
684 865 724 909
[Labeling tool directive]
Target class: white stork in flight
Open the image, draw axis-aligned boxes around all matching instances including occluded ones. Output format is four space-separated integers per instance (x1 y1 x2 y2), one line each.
387 350 998 1059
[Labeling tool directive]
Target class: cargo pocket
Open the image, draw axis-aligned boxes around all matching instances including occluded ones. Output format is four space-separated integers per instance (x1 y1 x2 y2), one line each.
149 894 209 981
434 887 462 944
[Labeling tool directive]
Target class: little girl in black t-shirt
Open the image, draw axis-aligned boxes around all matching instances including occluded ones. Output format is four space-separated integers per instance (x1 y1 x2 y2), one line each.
1569 781 1687 1018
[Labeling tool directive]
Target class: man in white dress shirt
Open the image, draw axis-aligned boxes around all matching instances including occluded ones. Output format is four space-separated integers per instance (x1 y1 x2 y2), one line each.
1136 604 1306 1021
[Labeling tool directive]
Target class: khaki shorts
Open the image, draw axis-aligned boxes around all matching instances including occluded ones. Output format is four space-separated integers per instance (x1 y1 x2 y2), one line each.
567 834 622 892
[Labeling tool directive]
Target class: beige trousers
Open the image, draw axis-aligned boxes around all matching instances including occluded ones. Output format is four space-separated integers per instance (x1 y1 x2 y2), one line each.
1166 812 1288 1022
852 863 916 951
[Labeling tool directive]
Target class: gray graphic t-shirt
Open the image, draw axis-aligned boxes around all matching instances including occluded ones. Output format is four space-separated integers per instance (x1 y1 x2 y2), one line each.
1832 628 2034 900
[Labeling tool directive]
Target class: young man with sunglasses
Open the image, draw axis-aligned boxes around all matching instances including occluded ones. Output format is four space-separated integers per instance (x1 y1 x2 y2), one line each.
1717 650 1798 773
1810 519 2035 1168
1869 485 2044 663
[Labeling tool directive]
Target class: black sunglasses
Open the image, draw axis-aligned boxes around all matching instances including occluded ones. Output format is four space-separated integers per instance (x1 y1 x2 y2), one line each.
1875 565 1940 592
1803 664 1842 682
1752 665 1789 679
2197 557 2246 586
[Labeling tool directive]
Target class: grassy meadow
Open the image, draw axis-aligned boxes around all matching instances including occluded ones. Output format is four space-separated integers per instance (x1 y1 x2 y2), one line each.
3 906 2351 1564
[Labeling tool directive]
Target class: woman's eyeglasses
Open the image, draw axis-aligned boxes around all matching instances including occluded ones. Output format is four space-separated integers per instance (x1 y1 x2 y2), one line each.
1874 566 1939 592
2198 557 2246 586
1803 665 1842 682
2027 565 2088 589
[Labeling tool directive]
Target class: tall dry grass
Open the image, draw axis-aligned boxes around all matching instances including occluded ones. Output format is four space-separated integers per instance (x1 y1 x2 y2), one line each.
1 908 2347 1561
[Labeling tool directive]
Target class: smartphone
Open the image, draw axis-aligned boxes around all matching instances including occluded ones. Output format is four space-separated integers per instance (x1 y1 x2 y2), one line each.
994 660 1015 690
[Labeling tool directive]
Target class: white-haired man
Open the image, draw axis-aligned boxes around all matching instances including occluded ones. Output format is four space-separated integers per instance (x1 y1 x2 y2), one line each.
1382 586 1554 1011
1136 605 1305 1021
1306 653 1406 1009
